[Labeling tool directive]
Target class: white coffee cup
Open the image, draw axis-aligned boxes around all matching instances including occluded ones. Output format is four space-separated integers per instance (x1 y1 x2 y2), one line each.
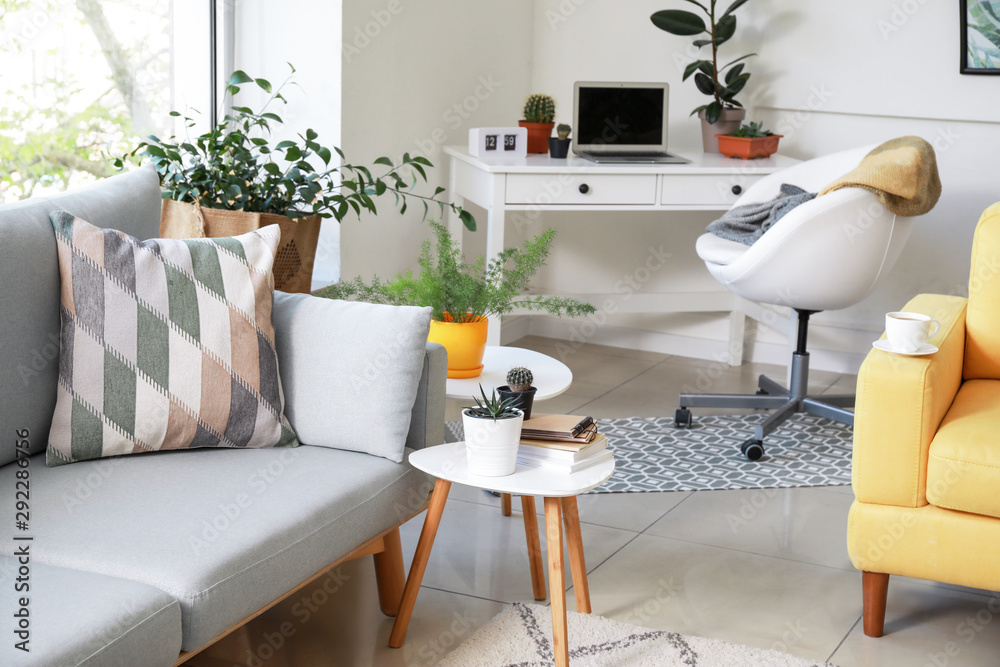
885 311 940 353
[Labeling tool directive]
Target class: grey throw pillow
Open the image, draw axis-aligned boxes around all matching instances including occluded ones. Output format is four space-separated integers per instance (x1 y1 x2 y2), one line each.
272 293 432 462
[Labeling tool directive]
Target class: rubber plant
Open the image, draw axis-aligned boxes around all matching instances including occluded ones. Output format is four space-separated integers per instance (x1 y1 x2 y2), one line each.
650 0 755 124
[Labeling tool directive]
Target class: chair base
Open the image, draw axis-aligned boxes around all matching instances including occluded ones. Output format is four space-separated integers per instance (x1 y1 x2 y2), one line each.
677 351 854 459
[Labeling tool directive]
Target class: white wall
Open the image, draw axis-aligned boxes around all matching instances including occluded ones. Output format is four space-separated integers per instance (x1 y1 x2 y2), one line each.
234 0 343 286
526 0 1000 372
339 0 535 281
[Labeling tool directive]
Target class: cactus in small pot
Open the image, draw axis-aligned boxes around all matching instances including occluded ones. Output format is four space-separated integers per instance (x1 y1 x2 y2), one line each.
498 366 538 419
520 94 557 153
556 123 571 140
550 123 572 158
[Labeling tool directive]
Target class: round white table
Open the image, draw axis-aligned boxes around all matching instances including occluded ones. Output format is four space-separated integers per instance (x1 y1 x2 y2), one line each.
388 443 615 667
445 346 573 400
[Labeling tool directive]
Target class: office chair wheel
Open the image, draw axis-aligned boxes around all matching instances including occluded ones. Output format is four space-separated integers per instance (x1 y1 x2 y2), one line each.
740 439 765 461
674 408 692 428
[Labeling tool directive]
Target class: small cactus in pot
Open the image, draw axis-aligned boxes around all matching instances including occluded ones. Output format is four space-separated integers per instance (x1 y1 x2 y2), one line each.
520 94 557 153
556 123 571 140
498 366 538 419
549 123 572 158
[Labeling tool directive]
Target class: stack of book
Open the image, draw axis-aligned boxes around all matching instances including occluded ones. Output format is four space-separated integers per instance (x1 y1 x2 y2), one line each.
517 413 612 473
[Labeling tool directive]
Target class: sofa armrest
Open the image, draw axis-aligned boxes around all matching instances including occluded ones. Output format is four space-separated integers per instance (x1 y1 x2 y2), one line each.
853 294 967 508
405 343 447 451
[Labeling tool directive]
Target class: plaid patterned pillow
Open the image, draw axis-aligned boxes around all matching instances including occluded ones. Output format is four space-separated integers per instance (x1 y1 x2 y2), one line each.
46 211 297 466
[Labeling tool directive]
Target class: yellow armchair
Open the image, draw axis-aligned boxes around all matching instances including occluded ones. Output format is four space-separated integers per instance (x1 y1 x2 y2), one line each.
848 202 1000 637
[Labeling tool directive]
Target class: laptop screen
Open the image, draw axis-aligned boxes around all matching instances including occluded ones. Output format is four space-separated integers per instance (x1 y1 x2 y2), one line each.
575 84 667 148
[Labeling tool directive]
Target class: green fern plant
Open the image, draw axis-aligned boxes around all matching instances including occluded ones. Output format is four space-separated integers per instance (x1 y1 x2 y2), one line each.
316 221 596 322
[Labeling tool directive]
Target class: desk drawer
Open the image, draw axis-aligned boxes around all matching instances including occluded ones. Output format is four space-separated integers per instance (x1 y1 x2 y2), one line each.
660 174 765 206
506 174 657 205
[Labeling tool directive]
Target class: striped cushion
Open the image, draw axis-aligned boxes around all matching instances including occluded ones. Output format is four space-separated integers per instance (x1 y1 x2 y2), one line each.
47 212 297 466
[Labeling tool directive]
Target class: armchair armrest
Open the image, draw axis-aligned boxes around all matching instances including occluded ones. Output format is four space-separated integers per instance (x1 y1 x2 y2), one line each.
405 343 447 450
853 294 967 508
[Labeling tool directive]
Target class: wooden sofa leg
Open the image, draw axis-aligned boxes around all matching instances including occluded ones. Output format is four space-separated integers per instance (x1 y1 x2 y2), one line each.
373 527 405 617
862 571 890 637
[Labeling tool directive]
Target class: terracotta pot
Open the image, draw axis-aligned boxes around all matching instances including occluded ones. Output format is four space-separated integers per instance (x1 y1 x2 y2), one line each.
715 134 783 160
698 108 747 154
519 121 555 154
426 315 488 378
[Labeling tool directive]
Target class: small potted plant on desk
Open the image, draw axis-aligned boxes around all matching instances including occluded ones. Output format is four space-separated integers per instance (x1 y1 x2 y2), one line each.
463 385 524 476
549 124 572 159
498 366 537 419
716 122 782 159
520 94 556 154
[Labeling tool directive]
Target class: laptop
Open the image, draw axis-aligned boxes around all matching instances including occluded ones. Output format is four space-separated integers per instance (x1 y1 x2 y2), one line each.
572 82 688 164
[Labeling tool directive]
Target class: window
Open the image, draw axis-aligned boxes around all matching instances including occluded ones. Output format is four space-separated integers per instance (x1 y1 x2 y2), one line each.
0 0 222 202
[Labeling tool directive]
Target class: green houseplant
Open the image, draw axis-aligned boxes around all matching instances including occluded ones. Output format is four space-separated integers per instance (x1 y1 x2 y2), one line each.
316 220 595 377
497 366 538 419
115 65 475 292
463 385 523 477
519 94 557 154
715 121 782 159
650 0 755 153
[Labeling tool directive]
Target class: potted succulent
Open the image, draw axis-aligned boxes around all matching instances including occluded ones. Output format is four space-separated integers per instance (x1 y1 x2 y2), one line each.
316 221 595 378
650 0 756 153
549 124 572 159
519 94 556 154
462 385 524 477
115 65 475 293
715 121 782 159
497 366 538 420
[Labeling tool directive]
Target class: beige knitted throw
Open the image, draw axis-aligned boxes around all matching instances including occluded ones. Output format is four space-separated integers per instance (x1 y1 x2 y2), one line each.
819 136 941 217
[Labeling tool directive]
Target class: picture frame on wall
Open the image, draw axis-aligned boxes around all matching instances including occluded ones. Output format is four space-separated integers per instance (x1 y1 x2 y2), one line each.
960 0 1000 74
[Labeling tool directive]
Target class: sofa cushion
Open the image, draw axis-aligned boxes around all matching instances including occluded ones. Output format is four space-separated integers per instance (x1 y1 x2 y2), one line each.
46 213 297 466
0 166 162 466
0 556 181 666
0 446 433 652
273 292 432 462
964 203 1000 380
927 379 1000 518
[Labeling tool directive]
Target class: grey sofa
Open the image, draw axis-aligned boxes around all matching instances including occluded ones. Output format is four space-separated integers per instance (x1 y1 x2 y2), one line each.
0 167 445 666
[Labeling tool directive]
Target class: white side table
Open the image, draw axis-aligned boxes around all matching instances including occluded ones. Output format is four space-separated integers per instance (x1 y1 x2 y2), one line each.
445 346 573 400
388 443 615 667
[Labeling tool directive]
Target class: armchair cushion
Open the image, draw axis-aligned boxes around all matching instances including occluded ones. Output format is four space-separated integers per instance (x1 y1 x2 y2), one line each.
926 379 1000 518
964 202 1000 380
852 293 967 507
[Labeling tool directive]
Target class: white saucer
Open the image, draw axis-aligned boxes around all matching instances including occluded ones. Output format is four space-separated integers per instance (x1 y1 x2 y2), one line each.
872 340 938 356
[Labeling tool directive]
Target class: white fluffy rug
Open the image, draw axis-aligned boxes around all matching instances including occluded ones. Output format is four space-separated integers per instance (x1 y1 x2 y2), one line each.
439 603 834 667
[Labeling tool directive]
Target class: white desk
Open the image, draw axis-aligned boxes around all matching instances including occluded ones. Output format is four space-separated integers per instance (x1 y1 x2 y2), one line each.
444 146 801 365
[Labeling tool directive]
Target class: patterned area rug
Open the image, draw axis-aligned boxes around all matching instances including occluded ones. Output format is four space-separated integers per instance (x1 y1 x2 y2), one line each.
438 603 833 666
445 413 852 493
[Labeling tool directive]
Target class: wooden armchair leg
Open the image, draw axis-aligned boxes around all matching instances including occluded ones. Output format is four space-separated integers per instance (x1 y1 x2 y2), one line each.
862 571 890 637
373 527 405 617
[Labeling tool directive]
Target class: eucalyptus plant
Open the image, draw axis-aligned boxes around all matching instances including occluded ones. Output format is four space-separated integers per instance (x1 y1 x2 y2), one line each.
115 65 476 230
651 0 755 124
316 220 595 322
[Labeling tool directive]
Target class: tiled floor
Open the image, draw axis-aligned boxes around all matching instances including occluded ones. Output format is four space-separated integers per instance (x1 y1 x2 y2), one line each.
204 337 1000 666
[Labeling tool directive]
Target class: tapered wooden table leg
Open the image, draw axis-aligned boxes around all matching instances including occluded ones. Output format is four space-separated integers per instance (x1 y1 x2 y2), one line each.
521 495 546 600
389 479 452 648
544 497 569 667
561 496 591 613
501 492 512 516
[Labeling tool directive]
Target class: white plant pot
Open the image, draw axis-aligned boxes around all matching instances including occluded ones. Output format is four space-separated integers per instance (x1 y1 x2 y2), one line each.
462 408 524 477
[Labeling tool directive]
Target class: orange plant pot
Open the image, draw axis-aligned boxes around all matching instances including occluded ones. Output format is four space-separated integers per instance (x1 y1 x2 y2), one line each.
519 121 555 154
715 134 783 160
427 315 489 379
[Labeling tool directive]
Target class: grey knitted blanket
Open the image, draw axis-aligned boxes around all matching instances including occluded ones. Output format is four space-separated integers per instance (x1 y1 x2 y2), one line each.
706 183 816 246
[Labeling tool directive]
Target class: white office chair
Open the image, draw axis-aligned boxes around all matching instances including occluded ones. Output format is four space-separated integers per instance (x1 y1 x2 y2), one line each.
676 145 915 460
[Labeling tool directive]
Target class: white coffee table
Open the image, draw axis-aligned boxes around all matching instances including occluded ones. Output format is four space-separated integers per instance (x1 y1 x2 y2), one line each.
445 346 572 400
388 443 615 667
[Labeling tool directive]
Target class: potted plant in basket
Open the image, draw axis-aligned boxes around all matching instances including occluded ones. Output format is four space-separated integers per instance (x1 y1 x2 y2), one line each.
520 94 556 154
716 121 782 159
463 385 523 477
650 0 756 153
498 366 537 419
549 124 572 159
114 65 475 293
316 221 595 378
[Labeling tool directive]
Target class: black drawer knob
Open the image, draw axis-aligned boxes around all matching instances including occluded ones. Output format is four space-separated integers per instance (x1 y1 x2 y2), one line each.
579 184 590 194
732 185 743 195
